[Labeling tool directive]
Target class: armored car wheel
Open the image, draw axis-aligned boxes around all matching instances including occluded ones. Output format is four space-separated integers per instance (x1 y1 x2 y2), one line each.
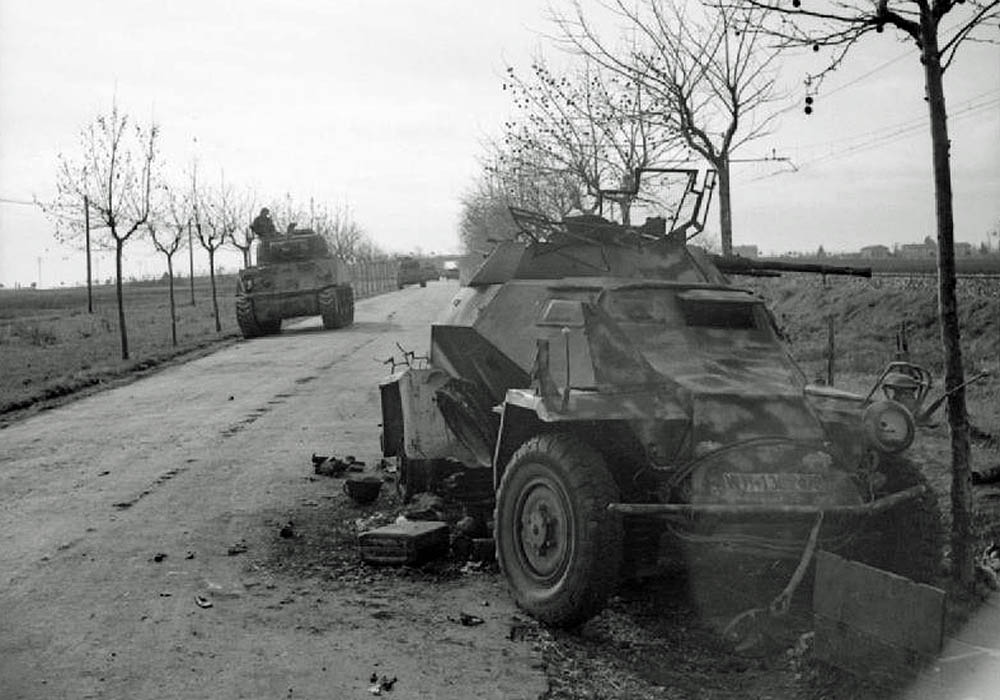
496 434 623 627
236 296 264 339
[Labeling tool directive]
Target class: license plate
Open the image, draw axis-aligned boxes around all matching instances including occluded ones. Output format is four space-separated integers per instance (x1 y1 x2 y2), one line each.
722 472 825 493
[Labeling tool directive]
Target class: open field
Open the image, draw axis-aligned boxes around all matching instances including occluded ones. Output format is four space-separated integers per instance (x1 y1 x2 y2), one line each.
765 253 1000 276
0 276 241 418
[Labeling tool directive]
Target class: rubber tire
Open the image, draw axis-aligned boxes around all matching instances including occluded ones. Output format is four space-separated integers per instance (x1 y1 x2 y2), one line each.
496 434 623 627
236 296 264 339
848 453 944 584
319 286 354 329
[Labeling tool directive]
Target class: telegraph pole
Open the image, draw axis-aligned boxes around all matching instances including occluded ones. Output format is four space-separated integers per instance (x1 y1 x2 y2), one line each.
84 195 93 313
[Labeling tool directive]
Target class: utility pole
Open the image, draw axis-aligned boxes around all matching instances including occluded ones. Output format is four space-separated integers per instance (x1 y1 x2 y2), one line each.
84 195 93 313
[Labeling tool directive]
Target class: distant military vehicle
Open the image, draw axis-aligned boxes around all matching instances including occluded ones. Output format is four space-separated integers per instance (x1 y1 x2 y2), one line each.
378 169 941 628
235 229 354 338
396 257 428 288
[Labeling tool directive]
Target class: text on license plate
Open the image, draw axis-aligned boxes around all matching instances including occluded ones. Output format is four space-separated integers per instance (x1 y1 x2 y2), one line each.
722 472 825 492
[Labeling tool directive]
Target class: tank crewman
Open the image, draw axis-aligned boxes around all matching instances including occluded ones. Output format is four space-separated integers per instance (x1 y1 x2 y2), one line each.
250 208 278 239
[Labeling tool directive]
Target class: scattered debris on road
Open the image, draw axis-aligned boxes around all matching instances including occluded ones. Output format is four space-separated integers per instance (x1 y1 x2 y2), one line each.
152 552 167 563
194 595 213 609
312 453 366 478
401 492 446 521
344 475 382 504
279 521 296 539
358 519 449 565
458 612 485 627
227 541 248 556
367 673 397 695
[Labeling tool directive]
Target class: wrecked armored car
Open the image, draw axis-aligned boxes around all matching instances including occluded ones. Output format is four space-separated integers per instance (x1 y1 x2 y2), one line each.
379 207 940 628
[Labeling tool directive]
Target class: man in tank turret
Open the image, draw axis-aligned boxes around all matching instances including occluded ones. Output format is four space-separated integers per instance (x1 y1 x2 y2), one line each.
250 208 278 240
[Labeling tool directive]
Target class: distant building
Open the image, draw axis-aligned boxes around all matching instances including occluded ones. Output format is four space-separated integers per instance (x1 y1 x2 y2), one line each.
897 237 974 258
900 237 936 258
860 244 890 259
733 244 759 259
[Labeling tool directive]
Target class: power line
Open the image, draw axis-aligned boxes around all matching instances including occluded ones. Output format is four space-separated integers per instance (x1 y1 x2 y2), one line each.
740 92 1000 183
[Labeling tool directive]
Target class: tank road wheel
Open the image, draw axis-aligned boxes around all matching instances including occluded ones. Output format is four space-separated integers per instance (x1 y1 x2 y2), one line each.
339 286 355 326
496 434 623 627
235 296 264 339
850 454 944 584
319 286 354 329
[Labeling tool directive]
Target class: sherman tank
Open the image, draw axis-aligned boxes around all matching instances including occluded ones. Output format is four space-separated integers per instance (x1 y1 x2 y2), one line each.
235 229 354 339
378 169 942 628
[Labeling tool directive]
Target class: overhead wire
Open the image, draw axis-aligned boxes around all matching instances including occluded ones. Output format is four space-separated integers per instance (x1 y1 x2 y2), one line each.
739 89 1000 183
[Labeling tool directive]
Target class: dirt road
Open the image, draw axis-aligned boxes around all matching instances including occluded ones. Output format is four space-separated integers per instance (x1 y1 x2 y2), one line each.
0 281 546 700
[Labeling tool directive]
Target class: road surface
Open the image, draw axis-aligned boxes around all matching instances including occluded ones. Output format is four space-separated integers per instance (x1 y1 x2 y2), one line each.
0 280 546 700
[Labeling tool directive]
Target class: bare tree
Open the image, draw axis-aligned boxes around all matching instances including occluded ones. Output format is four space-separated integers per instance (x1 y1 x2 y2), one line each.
459 146 585 254
314 203 368 262
732 0 1000 589
228 188 259 268
553 0 785 254
501 55 681 224
191 169 233 334
47 102 158 359
148 188 188 346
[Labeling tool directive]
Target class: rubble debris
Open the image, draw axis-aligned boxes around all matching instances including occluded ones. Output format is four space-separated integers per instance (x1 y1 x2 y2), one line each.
367 674 397 695
452 535 495 563
459 612 485 627
441 468 495 505
402 492 446 521
344 475 382 504
971 464 1000 486
313 454 367 477
194 596 213 609
359 520 449 565
454 515 487 538
977 543 1000 590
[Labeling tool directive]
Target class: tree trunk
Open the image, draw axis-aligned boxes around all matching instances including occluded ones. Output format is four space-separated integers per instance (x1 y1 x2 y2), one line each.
209 248 221 333
717 155 733 256
923 26 973 586
188 221 196 307
243 245 251 269
115 238 129 360
167 255 177 347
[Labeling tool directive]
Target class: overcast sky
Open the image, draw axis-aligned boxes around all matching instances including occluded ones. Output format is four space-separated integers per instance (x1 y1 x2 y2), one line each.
1 0 997 287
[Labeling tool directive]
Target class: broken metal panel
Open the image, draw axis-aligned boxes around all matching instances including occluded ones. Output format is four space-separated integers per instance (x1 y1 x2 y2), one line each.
385 368 478 464
813 551 945 681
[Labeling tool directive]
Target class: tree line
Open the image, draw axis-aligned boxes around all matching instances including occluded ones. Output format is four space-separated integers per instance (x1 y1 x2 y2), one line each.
42 102 387 358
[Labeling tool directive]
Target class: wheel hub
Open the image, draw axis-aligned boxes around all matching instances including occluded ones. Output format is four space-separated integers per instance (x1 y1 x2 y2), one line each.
518 482 569 578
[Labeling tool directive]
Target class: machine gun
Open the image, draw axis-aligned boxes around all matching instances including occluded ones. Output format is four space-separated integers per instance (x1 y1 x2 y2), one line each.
712 255 872 278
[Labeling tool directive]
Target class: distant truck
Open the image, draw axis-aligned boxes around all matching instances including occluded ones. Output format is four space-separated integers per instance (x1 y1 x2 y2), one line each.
234 229 354 338
397 257 429 288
